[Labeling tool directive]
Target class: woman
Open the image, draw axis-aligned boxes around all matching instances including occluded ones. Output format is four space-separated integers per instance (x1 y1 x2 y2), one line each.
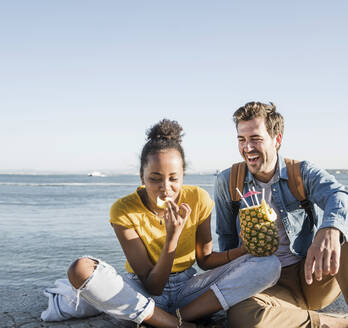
67 119 281 328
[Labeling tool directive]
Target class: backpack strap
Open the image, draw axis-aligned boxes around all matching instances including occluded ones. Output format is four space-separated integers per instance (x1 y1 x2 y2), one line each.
229 162 247 229
284 158 306 200
229 162 246 201
285 158 314 231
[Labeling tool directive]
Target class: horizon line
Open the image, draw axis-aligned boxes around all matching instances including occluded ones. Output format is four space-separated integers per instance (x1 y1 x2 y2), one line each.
0 168 347 176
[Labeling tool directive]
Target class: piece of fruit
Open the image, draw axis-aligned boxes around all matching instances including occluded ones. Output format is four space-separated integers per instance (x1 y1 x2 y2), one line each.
239 199 279 257
156 196 171 209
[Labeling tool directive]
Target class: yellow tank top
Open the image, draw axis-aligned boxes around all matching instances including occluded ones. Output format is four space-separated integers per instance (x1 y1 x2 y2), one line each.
110 185 214 273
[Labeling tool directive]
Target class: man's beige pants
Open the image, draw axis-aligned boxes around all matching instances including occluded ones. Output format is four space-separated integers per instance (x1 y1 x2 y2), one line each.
228 243 348 328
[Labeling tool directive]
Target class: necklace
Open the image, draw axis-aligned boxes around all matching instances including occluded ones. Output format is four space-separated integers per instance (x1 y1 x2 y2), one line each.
152 209 163 225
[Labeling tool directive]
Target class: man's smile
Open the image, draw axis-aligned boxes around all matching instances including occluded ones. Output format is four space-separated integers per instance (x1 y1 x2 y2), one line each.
246 153 261 165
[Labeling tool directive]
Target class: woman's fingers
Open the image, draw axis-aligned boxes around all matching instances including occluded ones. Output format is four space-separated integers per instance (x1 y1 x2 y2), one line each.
179 203 191 220
167 199 179 214
166 201 191 227
166 201 177 224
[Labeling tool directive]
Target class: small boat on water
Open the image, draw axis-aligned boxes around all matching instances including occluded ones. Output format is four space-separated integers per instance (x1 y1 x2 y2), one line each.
88 171 106 177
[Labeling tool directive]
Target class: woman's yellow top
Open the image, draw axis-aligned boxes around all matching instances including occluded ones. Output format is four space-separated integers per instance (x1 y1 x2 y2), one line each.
110 185 214 273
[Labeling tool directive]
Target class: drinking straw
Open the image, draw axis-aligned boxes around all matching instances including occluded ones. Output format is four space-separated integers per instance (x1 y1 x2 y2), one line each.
262 188 265 202
252 187 260 205
250 189 255 206
236 188 250 207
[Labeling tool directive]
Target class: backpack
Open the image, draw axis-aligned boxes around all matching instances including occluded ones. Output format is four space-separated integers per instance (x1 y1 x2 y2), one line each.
229 158 314 231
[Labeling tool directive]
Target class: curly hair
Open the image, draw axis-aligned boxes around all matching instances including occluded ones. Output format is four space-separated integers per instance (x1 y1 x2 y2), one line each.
233 102 284 138
140 119 186 178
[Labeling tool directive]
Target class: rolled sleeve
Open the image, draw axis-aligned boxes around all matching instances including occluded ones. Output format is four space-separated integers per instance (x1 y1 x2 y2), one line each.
302 161 348 241
320 196 348 241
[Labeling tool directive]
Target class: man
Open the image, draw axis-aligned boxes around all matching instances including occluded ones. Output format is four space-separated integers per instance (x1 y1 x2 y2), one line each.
214 101 348 328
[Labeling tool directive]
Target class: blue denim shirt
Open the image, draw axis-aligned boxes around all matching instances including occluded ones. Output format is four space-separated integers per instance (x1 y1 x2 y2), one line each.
214 154 348 258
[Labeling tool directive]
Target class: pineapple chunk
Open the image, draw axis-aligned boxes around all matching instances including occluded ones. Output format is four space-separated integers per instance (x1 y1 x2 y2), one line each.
156 196 171 209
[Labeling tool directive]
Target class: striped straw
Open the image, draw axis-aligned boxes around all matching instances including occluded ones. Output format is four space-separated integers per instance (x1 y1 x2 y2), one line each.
252 187 260 205
236 188 250 207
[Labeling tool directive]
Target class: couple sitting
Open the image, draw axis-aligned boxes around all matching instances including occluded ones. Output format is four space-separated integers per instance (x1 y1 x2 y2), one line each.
64 102 348 328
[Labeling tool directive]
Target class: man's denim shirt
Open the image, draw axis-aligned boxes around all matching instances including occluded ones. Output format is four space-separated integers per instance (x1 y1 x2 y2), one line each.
214 154 348 258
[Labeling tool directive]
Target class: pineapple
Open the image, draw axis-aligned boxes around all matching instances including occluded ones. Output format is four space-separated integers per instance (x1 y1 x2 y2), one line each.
156 196 171 209
239 199 279 256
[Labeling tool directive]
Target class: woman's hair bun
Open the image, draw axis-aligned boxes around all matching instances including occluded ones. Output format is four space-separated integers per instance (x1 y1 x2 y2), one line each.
146 119 184 143
140 118 186 177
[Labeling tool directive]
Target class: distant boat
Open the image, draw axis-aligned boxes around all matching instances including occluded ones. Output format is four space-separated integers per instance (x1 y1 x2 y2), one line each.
88 171 106 177
336 170 341 174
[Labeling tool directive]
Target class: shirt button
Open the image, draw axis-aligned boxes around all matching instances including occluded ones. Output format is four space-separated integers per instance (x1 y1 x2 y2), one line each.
299 205 302 208
272 188 276 192
280 209 283 213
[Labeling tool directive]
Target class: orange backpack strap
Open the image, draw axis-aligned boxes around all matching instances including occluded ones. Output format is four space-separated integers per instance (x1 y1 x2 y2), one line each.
285 158 306 201
229 162 246 201
228 162 246 238
285 158 314 231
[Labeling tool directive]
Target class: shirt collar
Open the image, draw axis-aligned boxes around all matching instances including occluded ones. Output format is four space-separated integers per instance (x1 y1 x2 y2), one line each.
278 154 289 180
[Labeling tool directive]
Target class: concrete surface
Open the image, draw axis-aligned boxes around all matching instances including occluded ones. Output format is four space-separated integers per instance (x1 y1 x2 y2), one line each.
1 284 347 328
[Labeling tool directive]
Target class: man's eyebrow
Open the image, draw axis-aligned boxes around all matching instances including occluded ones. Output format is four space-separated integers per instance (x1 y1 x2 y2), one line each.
237 134 262 138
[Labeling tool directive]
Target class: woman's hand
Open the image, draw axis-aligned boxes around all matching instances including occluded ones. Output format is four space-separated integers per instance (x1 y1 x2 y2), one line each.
239 232 248 254
164 200 191 249
196 217 248 270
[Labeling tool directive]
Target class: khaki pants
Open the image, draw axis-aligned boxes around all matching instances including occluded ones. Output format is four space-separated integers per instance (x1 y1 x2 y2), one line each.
227 243 348 328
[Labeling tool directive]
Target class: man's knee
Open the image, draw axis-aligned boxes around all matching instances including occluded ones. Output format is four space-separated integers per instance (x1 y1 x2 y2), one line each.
338 242 348 304
341 242 348 257
256 255 281 286
67 257 98 289
227 298 267 328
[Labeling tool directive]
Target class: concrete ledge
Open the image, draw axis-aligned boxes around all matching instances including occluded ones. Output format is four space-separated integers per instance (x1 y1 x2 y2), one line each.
1 285 346 328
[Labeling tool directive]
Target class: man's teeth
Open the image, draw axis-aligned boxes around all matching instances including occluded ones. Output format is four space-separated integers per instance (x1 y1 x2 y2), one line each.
248 156 259 160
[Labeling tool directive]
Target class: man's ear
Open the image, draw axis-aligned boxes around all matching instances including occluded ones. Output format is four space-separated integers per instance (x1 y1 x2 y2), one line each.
275 133 283 150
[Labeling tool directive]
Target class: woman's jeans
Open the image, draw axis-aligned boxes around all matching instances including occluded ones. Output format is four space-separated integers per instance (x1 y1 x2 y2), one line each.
75 254 281 324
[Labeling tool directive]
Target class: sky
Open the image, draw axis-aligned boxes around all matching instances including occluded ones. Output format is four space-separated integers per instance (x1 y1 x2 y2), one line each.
1 1 347 174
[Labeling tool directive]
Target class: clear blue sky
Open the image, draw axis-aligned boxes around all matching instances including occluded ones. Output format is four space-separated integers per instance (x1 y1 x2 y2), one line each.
1 1 347 173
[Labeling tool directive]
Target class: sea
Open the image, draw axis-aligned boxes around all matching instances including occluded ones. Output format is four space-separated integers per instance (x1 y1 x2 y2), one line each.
0 171 347 295
0 173 217 293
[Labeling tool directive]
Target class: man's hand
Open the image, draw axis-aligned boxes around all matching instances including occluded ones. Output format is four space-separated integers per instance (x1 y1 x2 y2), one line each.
305 228 341 285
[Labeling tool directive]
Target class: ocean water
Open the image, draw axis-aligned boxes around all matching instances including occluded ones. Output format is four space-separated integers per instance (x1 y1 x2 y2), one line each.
0 171 347 292
0 173 216 290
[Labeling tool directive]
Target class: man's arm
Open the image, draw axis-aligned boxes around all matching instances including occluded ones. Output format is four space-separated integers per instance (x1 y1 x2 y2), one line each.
302 161 348 284
214 169 240 251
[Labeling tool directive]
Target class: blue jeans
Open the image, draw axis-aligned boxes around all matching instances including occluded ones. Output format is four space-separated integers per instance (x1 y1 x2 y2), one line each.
76 254 281 324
